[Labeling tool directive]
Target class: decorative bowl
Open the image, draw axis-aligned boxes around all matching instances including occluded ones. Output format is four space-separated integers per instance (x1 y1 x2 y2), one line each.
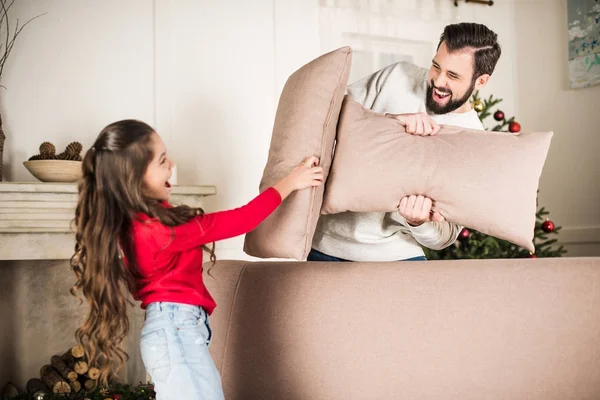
23 160 83 183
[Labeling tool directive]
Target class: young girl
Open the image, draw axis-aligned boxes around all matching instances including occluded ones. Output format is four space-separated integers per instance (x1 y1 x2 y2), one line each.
70 119 323 399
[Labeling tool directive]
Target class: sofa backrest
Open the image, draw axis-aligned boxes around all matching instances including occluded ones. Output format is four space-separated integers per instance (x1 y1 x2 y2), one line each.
204 258 600 400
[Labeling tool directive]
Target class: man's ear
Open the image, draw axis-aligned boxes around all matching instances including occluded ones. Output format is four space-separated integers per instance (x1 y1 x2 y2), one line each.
474 74 490 90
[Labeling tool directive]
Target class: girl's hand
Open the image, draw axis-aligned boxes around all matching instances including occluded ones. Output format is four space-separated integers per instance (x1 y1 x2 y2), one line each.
273 156 324 200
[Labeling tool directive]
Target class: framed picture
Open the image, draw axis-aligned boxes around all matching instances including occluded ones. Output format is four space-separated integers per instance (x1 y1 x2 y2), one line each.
567 0 600 89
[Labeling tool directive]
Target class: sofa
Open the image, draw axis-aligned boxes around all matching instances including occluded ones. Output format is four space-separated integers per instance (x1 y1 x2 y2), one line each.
204 257 600 399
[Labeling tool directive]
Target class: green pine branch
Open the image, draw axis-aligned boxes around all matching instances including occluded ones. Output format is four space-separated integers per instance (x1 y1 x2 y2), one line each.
1 382 156 400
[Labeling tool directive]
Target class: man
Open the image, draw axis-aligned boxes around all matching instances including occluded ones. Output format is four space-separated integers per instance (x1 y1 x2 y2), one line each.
309 22 502 262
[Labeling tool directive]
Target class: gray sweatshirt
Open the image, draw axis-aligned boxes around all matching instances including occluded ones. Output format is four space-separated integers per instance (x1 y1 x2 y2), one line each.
312 61 484 261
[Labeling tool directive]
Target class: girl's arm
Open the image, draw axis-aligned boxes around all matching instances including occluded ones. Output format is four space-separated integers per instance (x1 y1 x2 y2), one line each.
142 156 323 253
158 187 282 253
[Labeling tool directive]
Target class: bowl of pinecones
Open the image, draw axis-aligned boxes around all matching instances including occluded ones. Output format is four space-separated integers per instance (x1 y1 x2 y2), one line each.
23 141 84 182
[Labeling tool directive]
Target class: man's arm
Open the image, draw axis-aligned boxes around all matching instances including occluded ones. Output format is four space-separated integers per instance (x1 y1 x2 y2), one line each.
347 62 402 108
391 211 462 251
408 220 463 250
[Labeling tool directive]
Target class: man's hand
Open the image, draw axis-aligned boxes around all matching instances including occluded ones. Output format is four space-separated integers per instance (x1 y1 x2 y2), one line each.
399 195 445 226
386 112 440 136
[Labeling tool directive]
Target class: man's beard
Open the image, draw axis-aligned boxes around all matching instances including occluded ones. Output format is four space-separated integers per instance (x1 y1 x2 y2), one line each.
426 78 476 115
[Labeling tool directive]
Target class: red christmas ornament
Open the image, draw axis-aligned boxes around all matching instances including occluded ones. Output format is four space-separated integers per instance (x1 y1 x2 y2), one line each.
493 110 505 121
113 395 122 400
458 228 470 240
508 121 521 133
542 219 555 233
529 253 537 258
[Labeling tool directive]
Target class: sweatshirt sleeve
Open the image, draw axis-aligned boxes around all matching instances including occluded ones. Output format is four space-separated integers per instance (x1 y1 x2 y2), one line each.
142 187 282 253
347 62 400 108
406 220 462 250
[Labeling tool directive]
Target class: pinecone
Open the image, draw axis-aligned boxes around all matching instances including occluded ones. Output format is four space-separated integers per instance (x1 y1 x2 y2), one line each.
28 154 44 161
39 142 56 158
65 141 83 156
57 152 82 161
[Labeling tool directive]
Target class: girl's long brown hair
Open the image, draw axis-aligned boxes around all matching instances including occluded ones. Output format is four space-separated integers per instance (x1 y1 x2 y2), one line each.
70 120 215 385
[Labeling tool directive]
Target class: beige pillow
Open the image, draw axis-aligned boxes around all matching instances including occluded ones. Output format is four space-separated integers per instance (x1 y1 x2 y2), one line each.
321 96 553 252
244 47 352 260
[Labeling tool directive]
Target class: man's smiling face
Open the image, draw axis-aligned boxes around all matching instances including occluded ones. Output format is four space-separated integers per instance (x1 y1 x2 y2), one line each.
426 41 479 115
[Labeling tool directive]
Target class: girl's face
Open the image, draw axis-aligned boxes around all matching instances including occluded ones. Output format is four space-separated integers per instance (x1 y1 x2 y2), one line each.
143 132 175 202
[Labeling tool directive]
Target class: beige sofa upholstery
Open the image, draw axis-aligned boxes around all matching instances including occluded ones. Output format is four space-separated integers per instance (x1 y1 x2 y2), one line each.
204 257 600 399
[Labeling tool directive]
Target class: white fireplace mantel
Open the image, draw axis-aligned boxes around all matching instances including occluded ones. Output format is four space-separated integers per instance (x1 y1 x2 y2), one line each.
0 182 217 261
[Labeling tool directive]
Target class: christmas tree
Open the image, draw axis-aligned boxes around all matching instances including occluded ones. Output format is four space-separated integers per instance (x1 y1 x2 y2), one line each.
424 91 566 260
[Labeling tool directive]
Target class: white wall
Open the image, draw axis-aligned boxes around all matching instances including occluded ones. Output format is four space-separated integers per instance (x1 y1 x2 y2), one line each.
153 0 277 259
2 0 155 179
514 0 600 256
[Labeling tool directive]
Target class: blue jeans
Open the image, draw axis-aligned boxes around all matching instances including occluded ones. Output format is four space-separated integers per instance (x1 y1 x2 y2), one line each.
140 302 224 400
307 248 427 262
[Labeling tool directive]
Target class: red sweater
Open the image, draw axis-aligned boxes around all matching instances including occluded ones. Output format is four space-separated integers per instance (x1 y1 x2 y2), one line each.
130 187 281 313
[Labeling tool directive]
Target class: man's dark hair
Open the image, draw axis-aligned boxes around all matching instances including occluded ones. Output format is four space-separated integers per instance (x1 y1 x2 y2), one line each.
437 22 501 78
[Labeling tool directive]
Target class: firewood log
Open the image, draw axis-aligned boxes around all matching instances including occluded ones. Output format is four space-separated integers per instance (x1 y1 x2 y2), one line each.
82 378 97 391
25 378 48 395
86 367 100 380
39 365 57 379
41 366 71 394
71 344 85 358
61 351 89 375
70 380 82 393
51 355 78 381
73 360 89 375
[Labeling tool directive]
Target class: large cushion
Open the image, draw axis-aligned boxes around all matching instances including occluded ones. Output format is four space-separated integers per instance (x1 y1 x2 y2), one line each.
244 47 352 260
321 96 553 252
206 258 600 400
